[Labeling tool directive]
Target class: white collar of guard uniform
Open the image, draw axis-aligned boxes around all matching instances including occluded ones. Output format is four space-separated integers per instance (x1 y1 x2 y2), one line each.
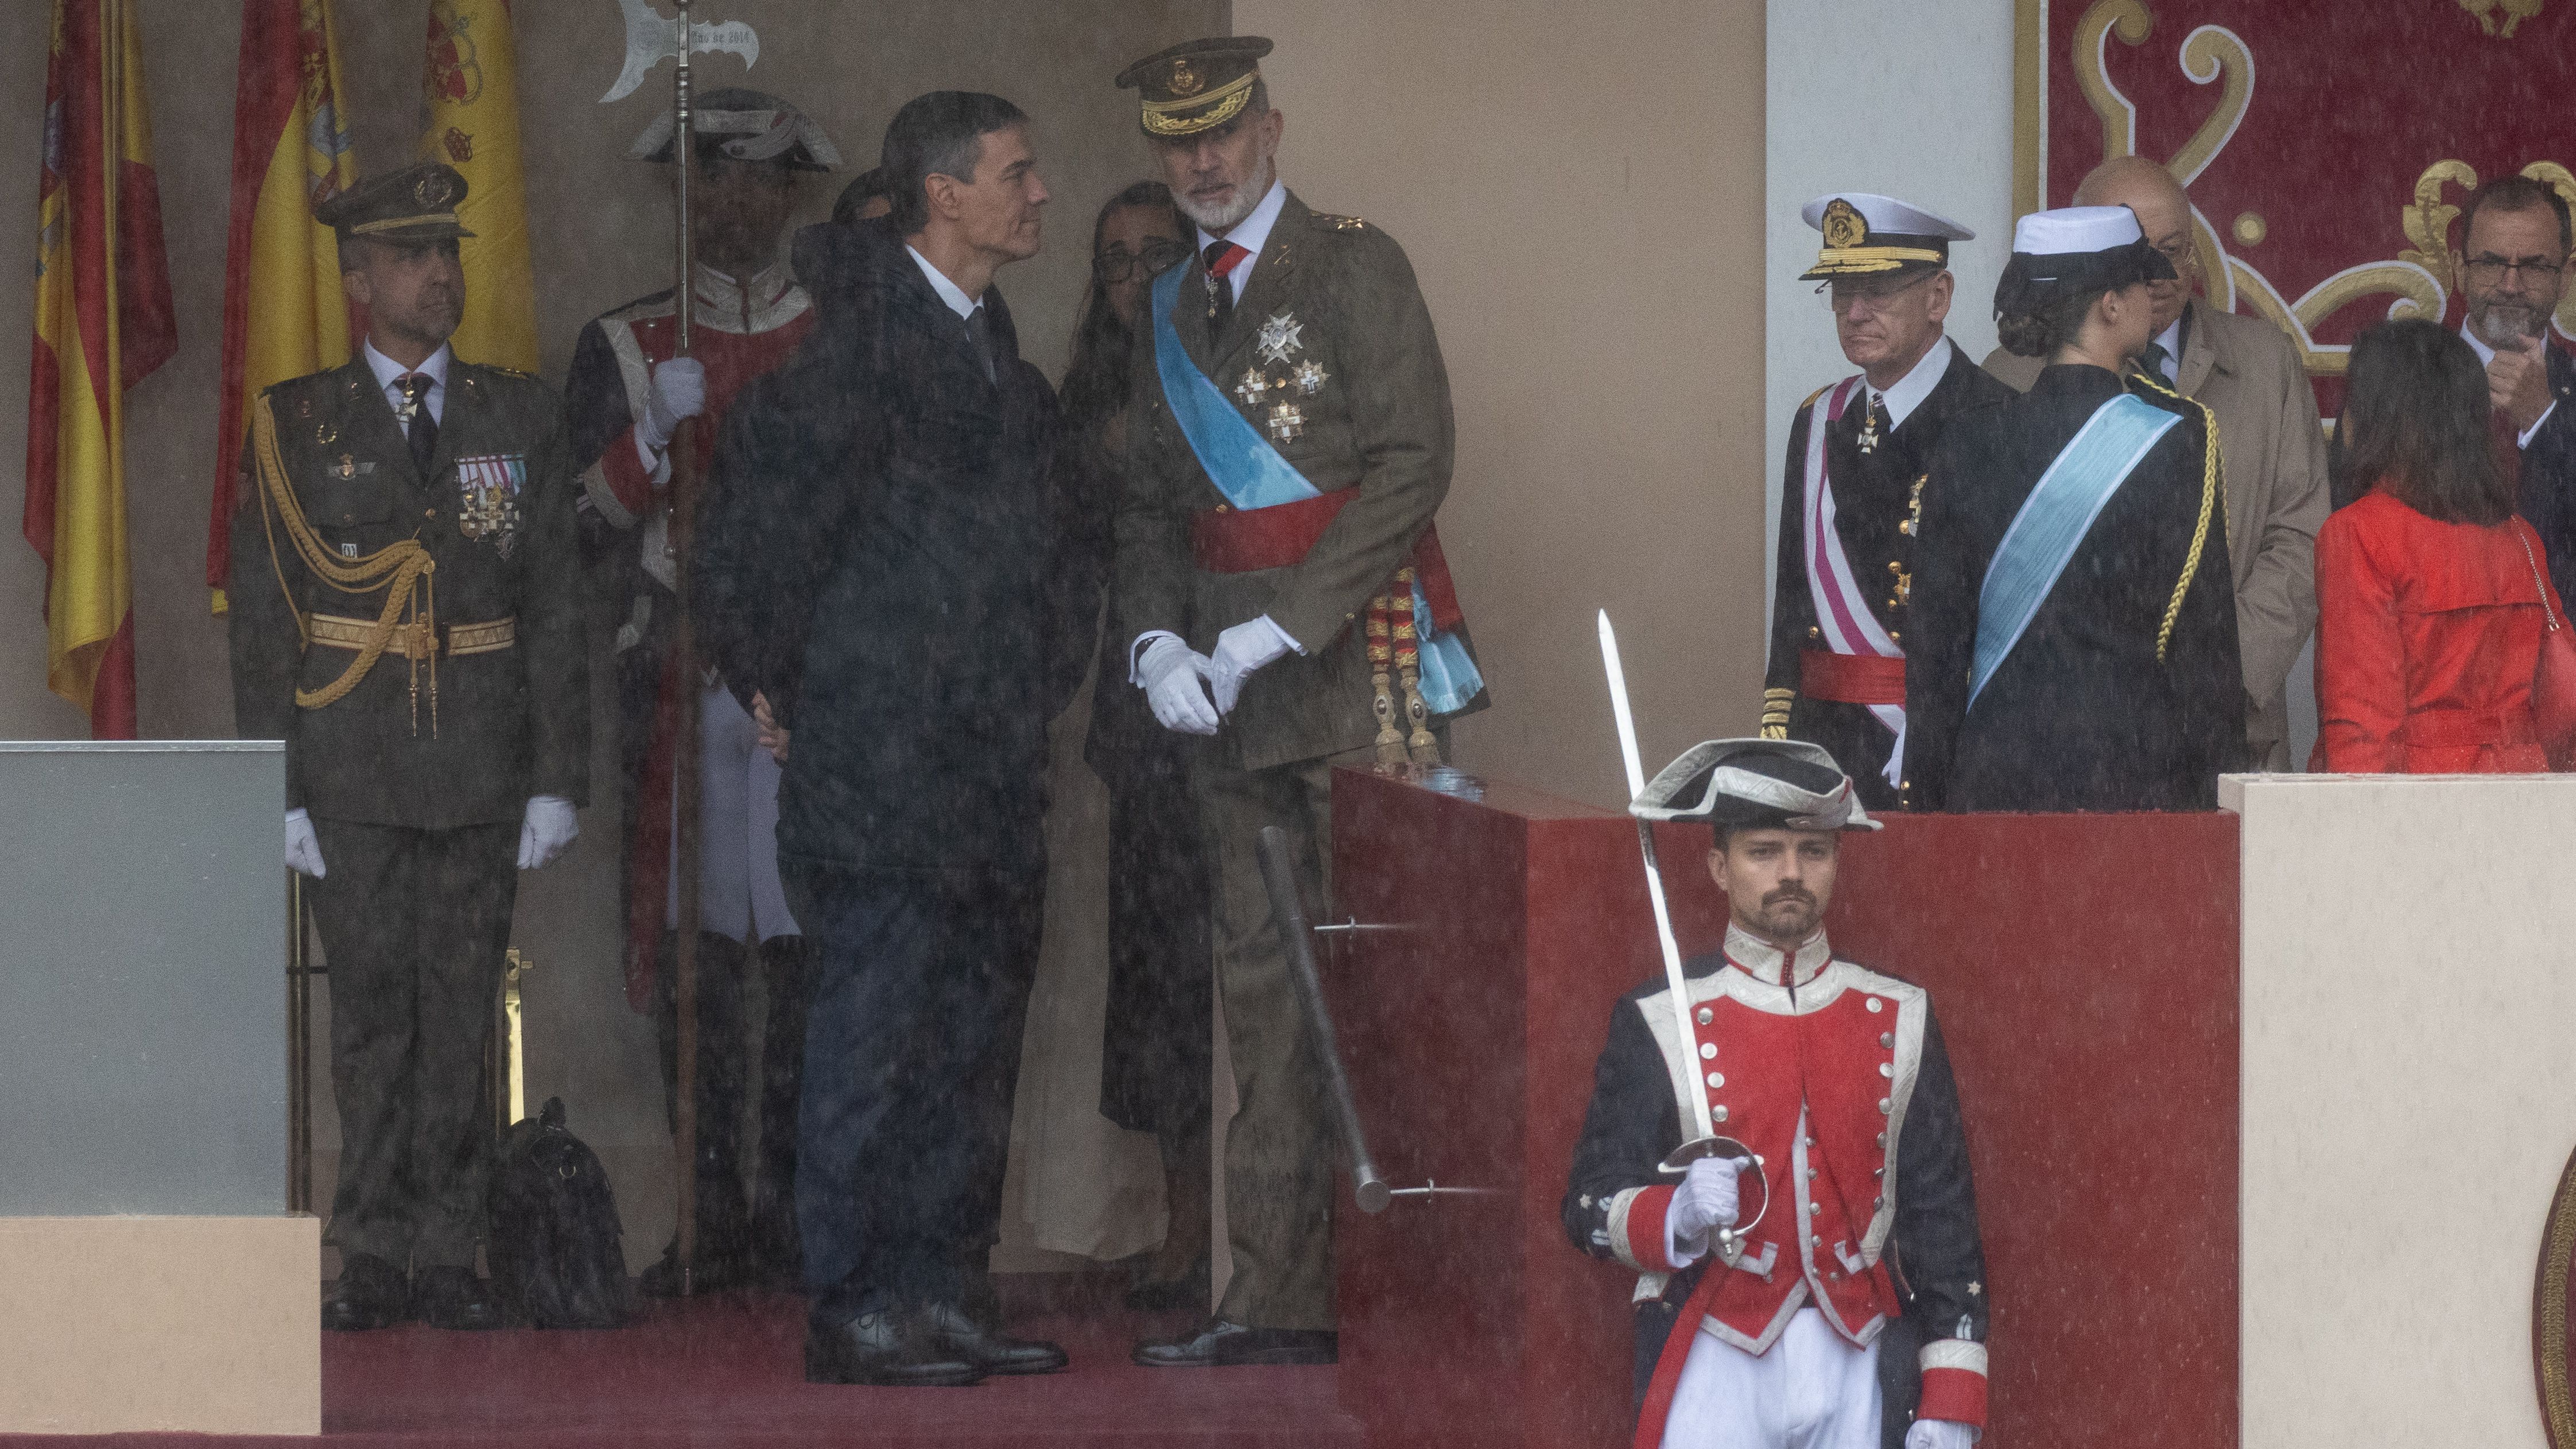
1722 922 1833 989
692 257 805 335
1871 335 1953 432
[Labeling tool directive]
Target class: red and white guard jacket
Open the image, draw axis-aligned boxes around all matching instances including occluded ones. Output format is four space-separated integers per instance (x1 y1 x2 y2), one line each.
1565 924 1991 1446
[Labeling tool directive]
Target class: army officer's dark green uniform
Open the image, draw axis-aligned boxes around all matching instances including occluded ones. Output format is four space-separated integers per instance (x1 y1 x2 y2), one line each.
1114 40 1485 1345
227 166 586 1282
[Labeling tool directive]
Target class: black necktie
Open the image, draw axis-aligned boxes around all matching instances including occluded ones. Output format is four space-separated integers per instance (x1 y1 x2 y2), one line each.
398 373 437 472
2141 340 2173 384
962 305 999 384
1204 239 1237 338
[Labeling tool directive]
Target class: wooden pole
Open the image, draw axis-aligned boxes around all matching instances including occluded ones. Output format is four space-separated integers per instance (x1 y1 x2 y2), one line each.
668 0 705 1298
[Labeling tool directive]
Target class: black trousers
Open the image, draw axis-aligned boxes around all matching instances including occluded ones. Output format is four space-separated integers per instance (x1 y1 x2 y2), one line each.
308 818 518 1269
782 857 1042 1324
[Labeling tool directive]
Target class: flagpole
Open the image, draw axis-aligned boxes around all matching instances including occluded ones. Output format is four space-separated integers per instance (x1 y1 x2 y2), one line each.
666 0 704 1298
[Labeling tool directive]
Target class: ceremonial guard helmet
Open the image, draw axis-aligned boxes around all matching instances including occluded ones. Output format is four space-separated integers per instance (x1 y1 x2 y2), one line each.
629 86 840 171
1798 193 1974 282
1992 204 2177 316
1631 739 1880 832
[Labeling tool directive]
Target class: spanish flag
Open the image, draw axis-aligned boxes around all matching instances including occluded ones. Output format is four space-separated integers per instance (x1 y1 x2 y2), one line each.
209 0 359 610
421 0 538 371
25 0 175 739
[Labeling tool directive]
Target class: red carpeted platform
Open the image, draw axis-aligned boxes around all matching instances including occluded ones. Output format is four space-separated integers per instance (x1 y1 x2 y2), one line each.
0 1291 1364 1449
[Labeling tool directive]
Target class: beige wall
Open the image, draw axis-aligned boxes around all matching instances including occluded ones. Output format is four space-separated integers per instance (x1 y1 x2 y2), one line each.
1237 0 1770 805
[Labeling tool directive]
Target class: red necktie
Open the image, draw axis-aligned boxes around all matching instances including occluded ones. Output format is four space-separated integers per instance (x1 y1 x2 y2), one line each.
1204 240 1252 332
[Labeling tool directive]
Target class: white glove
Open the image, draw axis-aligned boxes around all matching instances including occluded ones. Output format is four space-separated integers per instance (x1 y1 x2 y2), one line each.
1668 1154 1750 1254
1137 635 1220 736
285 808 327 880
635 357 707 454
1206 615 1298 715
1904 1418 1979 1449
517 795 579 870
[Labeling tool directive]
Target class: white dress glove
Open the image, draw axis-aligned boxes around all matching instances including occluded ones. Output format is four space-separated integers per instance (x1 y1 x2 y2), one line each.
635 357 707 455
285 808 327 880
1137 635 1220 736
1904 1418 1979 1449
1206 615 1298 715
517 795 579 870
1667 1154 1750 1260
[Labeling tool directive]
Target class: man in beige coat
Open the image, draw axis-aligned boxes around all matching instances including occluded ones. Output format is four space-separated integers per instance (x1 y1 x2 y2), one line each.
1984 156 2326 769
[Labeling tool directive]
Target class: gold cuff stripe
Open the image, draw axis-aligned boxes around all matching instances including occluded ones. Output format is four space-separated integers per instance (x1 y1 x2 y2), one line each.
351 213 460 235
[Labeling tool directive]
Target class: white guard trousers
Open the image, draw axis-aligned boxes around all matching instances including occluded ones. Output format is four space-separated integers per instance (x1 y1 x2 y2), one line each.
666 680 798 942
1660 1307 1881 1449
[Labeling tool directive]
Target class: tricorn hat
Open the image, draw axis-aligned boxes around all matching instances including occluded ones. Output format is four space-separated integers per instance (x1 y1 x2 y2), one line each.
1992 204 2177 317
1630 739 1880 832
1799 193 1973 282
315 161 473 245
630 87 840 171
1115 36 1273 138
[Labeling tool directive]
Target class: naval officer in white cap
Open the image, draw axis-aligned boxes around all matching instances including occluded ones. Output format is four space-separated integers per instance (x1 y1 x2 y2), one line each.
1762 194 2016 808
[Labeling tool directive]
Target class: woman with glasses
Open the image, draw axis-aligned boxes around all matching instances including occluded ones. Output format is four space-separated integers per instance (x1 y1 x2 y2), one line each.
2311 318 2565 772
1052 181 1217 1309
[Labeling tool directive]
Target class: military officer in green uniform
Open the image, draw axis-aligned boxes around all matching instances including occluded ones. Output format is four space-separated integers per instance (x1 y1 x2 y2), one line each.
227 162 588 1332
1112 37 1487 1369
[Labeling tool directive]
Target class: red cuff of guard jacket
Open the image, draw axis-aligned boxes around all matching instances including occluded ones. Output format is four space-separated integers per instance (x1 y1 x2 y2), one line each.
1917 1339 1989 1427
1617 1185 1679 1272
601 425 657 516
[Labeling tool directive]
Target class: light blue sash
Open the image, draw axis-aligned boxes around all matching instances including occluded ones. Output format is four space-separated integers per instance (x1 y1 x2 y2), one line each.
1151 265 1483 713
1968 394 2181 708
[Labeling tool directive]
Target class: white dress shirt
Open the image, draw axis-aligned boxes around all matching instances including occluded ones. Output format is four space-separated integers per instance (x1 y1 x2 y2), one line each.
1870 336 1955 432
363 338 451 427
2461 320 2558 447
905 244 983 321
1196 179 1288 303
2146 316 2184 384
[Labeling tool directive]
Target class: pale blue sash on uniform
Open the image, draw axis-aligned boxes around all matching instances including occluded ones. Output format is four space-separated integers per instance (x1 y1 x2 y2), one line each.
1151 264 1483 712
1968 393 2181 708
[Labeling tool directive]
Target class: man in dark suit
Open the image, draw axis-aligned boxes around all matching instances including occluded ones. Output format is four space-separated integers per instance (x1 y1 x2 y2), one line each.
692 90 1091 1388
1762 193 2014 808
227 162 588 1332
1109 36 1486 1369
2442 176 2576 607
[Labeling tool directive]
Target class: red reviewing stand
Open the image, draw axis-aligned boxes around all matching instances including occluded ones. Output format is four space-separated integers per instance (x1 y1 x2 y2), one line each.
1328 766 2239 1448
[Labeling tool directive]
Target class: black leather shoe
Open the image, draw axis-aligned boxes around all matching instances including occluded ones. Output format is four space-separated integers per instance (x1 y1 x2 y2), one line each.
921 1300 1068 1376
414 1266 504 1330
321 1253 408 1332
804 1309 986 1387
1132 1318 1338 1367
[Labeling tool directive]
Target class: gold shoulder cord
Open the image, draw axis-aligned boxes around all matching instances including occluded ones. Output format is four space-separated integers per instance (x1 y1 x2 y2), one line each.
253 394 440 726
2130 371 2227 663
1761 687 1794 739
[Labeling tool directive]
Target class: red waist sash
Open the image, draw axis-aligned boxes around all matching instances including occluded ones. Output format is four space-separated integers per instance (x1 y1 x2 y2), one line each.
1190 487 1464 631
1799 648 1906 706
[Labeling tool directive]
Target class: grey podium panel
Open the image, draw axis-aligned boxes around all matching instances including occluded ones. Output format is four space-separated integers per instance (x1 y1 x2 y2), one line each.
0 741 285 1214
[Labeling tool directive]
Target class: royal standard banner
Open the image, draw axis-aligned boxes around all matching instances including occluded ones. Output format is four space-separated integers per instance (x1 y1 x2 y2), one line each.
2022 0 2576 420
25 0 175 738
421 0 538 371
210 0 359 610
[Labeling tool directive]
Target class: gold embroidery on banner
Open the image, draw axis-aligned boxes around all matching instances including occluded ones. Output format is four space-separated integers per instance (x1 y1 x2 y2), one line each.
2461 0 2545 37
2523 164 2576 336
2071 0 2155 165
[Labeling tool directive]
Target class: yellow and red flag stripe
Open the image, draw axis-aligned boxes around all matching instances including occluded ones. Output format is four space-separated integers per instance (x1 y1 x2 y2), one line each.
209 0 359 607
25 0 174 738
422 0 539 371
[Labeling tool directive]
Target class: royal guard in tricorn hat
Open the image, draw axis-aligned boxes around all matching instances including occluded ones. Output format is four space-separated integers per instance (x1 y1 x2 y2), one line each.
1565 740 1989 1449
1110 34 1488 1369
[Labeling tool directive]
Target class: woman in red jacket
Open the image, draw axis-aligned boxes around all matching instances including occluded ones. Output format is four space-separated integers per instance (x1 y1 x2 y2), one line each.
2313 317 2565 772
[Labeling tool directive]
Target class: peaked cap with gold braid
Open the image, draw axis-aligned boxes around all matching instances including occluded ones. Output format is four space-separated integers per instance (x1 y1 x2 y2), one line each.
1798 192 1973 281
1115 36 1274 138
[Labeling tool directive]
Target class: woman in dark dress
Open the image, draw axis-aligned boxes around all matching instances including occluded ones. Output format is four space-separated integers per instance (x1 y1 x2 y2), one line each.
1060 182 1214 1308
1905 206 2247 811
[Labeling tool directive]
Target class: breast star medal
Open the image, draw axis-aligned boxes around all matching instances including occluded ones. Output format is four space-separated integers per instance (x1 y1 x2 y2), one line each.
1255 311 1305 366
1267 402 1305 443
1235 369 1270 405
1291 359 1329 396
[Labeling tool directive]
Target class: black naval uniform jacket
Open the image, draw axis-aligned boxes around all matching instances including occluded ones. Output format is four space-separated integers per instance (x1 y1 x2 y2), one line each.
1904 363 2247 812
692 218 1093 875
1766 342 2015 807
1563 947 1987 1449
227 357 589 825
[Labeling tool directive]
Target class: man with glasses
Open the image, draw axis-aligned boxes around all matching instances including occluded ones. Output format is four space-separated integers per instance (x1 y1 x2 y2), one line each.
1764 194 2012 809
1984 156 2327 771
2443 176 2576 605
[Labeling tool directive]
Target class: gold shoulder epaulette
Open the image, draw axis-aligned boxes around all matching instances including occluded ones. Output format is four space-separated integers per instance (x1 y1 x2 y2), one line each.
1318 212 1366 231
1800 383 1833 412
